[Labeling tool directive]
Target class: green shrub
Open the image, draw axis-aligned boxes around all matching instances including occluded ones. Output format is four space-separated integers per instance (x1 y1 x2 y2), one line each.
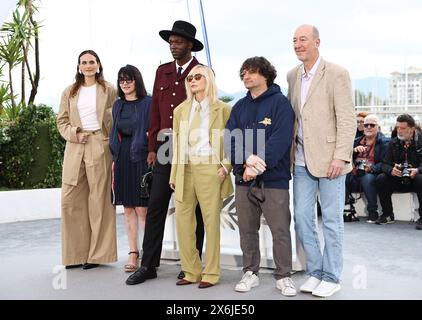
0 104 65 189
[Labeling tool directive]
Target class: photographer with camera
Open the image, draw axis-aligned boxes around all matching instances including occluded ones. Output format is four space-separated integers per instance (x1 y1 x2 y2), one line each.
345 115 390 223
376 114 422 228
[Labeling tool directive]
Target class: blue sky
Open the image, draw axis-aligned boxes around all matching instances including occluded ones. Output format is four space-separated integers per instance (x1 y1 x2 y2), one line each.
2 0 422 110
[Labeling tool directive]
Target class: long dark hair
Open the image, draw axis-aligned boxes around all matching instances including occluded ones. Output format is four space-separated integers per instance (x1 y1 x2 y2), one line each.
117 64 147 100
70 49 106 97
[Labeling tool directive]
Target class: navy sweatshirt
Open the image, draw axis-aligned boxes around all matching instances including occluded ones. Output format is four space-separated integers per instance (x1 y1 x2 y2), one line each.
224 84 294 189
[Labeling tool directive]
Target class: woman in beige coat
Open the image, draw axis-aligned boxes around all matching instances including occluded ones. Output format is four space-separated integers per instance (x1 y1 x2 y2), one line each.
57 50 117 269
170 65 233 288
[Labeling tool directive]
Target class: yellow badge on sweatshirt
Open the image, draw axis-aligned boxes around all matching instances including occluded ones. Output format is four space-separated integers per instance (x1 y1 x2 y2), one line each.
259 117 272 126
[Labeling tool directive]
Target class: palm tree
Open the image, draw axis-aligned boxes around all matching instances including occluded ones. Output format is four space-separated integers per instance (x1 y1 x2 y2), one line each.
23 0 41 106
0 35 24 116
0 0 41 113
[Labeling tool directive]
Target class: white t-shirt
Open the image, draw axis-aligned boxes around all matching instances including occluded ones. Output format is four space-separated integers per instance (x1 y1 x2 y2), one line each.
77 84 100 131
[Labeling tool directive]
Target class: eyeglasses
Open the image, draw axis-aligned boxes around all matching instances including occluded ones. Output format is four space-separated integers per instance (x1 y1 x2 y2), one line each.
119 79 134 85
364 123 377 129
186 74 205 82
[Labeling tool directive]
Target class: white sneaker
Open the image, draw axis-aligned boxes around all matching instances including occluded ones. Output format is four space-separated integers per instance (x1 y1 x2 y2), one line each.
235 271 259 292
300 276 321 293
276 277 297 297
312 280 341 298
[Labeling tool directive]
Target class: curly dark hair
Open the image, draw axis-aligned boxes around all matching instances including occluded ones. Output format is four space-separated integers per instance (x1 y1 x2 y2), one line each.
239 56 277 87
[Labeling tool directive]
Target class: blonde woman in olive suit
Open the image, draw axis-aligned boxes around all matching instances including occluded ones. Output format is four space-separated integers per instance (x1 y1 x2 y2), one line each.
169 65 233 288
57 50 117 269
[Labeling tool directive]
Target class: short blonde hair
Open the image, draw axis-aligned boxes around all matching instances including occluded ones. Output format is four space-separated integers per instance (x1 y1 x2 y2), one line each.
184 65 218 104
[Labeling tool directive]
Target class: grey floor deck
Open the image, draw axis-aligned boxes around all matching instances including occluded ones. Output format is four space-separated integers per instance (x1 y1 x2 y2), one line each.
1 214 421 300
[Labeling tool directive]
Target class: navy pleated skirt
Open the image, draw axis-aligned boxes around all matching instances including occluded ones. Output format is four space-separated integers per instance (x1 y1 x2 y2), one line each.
112 135 148 207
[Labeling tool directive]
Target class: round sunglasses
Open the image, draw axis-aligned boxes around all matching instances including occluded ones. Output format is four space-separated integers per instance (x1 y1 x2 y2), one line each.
186 74 205 82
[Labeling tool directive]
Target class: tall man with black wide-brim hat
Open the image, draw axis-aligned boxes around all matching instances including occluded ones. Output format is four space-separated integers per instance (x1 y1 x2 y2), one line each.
126 20 205 285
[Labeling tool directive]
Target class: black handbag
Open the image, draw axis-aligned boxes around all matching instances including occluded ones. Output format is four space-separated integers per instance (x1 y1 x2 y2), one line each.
140 166 153 199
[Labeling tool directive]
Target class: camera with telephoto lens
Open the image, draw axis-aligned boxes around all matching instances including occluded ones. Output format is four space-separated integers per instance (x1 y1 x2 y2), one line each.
355 159 367 177
401 161 412 185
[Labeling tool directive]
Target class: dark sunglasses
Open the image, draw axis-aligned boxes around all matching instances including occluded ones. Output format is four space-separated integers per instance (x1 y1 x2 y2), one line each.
186 74 205 82
119 79 134 85
364 123 377 129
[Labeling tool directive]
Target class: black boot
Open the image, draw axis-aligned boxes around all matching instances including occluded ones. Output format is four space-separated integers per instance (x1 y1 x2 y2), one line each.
416 217 422 230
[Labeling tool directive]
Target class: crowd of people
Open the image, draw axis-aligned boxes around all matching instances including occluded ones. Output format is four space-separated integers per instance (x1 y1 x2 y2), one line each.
345 113 422 227
57 20 422 299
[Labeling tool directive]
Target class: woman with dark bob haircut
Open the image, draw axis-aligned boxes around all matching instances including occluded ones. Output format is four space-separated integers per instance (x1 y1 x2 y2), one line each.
57 49 118 270
109 64 152 272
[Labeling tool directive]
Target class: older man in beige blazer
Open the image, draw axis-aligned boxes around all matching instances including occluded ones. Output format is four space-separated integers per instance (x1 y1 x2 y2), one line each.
287 25 355 297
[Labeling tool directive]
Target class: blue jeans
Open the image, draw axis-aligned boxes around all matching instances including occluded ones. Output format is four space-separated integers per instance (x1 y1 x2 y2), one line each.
293 165 345 283
346 173 378 213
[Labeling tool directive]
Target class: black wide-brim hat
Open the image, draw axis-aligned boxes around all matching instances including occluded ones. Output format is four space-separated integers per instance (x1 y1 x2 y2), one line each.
159 20 204 52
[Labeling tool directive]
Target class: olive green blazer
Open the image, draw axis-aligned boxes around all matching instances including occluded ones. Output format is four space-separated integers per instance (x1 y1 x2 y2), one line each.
170 99 233 202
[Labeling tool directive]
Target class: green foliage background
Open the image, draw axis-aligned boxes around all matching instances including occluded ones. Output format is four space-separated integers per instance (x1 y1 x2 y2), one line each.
0 104 65 189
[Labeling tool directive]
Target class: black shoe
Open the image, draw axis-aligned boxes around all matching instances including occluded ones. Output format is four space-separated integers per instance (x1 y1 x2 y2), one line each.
343 214 352 222
65 264 82 269
82 263 99 270
344 213 359 222
376 214 395 225
367 211 378 224
177 271 185 279
126 266 157 285
416 217 422 230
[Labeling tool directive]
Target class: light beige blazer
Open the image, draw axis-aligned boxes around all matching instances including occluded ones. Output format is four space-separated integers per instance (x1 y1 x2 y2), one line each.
170 100 233 202
57 82 117 186
287 58 356 177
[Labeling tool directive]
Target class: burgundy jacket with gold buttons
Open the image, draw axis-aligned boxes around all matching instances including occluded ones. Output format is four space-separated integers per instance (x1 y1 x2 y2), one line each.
148 57 200 152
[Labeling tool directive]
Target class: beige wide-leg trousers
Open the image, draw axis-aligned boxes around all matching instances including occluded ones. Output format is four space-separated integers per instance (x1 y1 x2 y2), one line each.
61 132 117 265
